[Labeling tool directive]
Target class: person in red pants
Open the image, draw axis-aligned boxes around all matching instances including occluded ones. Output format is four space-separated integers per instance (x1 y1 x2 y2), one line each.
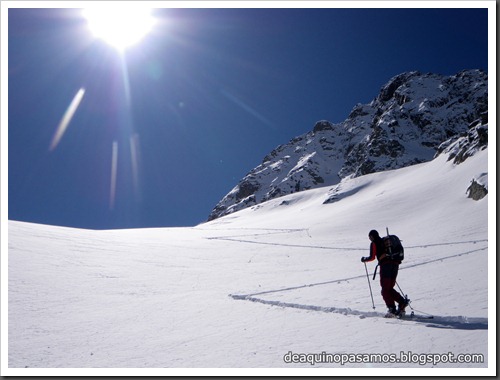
361 229 409 317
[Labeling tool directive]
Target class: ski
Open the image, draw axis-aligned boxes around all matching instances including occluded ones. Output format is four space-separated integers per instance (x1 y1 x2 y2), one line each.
398 311 434 320
384 313 398 318
383 311 434 320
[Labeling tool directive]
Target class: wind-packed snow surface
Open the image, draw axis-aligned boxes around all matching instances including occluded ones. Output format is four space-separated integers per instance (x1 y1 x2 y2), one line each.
7 148 491 374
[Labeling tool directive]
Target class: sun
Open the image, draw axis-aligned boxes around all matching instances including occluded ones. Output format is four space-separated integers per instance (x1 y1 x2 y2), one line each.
83 6 156 51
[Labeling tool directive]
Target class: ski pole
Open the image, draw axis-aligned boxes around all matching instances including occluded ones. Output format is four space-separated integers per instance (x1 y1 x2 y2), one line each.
395 281 434 317
395 281 406 299
395 281 413 310
364 262 375 309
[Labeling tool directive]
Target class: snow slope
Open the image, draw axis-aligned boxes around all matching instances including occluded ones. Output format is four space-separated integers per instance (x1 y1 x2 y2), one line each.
5 148 493 375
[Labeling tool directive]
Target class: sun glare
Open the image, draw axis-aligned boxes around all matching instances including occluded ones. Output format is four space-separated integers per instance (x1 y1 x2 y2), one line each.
83 7 155 51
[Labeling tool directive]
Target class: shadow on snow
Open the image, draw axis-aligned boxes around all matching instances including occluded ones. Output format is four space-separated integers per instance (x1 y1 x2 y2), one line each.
230 295 488 331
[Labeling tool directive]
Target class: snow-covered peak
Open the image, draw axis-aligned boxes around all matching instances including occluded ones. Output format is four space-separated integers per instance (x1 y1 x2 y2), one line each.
208 70 488 221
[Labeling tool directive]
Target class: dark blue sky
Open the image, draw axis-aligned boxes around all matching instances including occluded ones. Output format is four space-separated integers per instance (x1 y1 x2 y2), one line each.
7 6 489 229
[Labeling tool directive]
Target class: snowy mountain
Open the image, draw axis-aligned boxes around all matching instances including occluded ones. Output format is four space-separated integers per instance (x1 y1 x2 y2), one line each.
6 143 491 373
208 70 488 221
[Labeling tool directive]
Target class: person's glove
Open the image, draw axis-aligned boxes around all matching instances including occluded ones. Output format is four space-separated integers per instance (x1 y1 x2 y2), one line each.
361 257 368 263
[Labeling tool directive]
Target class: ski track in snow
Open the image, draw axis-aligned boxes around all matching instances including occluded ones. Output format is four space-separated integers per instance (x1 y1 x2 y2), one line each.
207 230 488 253
230 295 488 331
229 244 487 298
223 227 488 331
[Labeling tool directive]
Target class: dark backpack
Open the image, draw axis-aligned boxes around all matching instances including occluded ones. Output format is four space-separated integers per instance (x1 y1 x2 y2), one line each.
383 235 404 262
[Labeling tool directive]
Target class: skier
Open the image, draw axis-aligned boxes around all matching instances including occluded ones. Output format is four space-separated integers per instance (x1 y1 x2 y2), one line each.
361 229 409 317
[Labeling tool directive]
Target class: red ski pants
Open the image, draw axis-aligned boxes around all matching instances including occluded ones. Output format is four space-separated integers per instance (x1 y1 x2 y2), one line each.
379 262 404 308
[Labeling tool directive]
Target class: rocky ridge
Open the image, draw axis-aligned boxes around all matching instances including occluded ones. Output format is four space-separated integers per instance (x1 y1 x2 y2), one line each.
208 70 488 221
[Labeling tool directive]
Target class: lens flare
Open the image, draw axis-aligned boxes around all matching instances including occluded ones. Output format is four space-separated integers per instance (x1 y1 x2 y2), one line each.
129 134 142 202
109 141 119 210
220 88 275 129
49 88 85 151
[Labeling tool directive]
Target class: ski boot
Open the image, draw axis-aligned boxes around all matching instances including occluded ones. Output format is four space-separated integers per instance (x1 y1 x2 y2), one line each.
384 306 398 318
396 297 410 318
